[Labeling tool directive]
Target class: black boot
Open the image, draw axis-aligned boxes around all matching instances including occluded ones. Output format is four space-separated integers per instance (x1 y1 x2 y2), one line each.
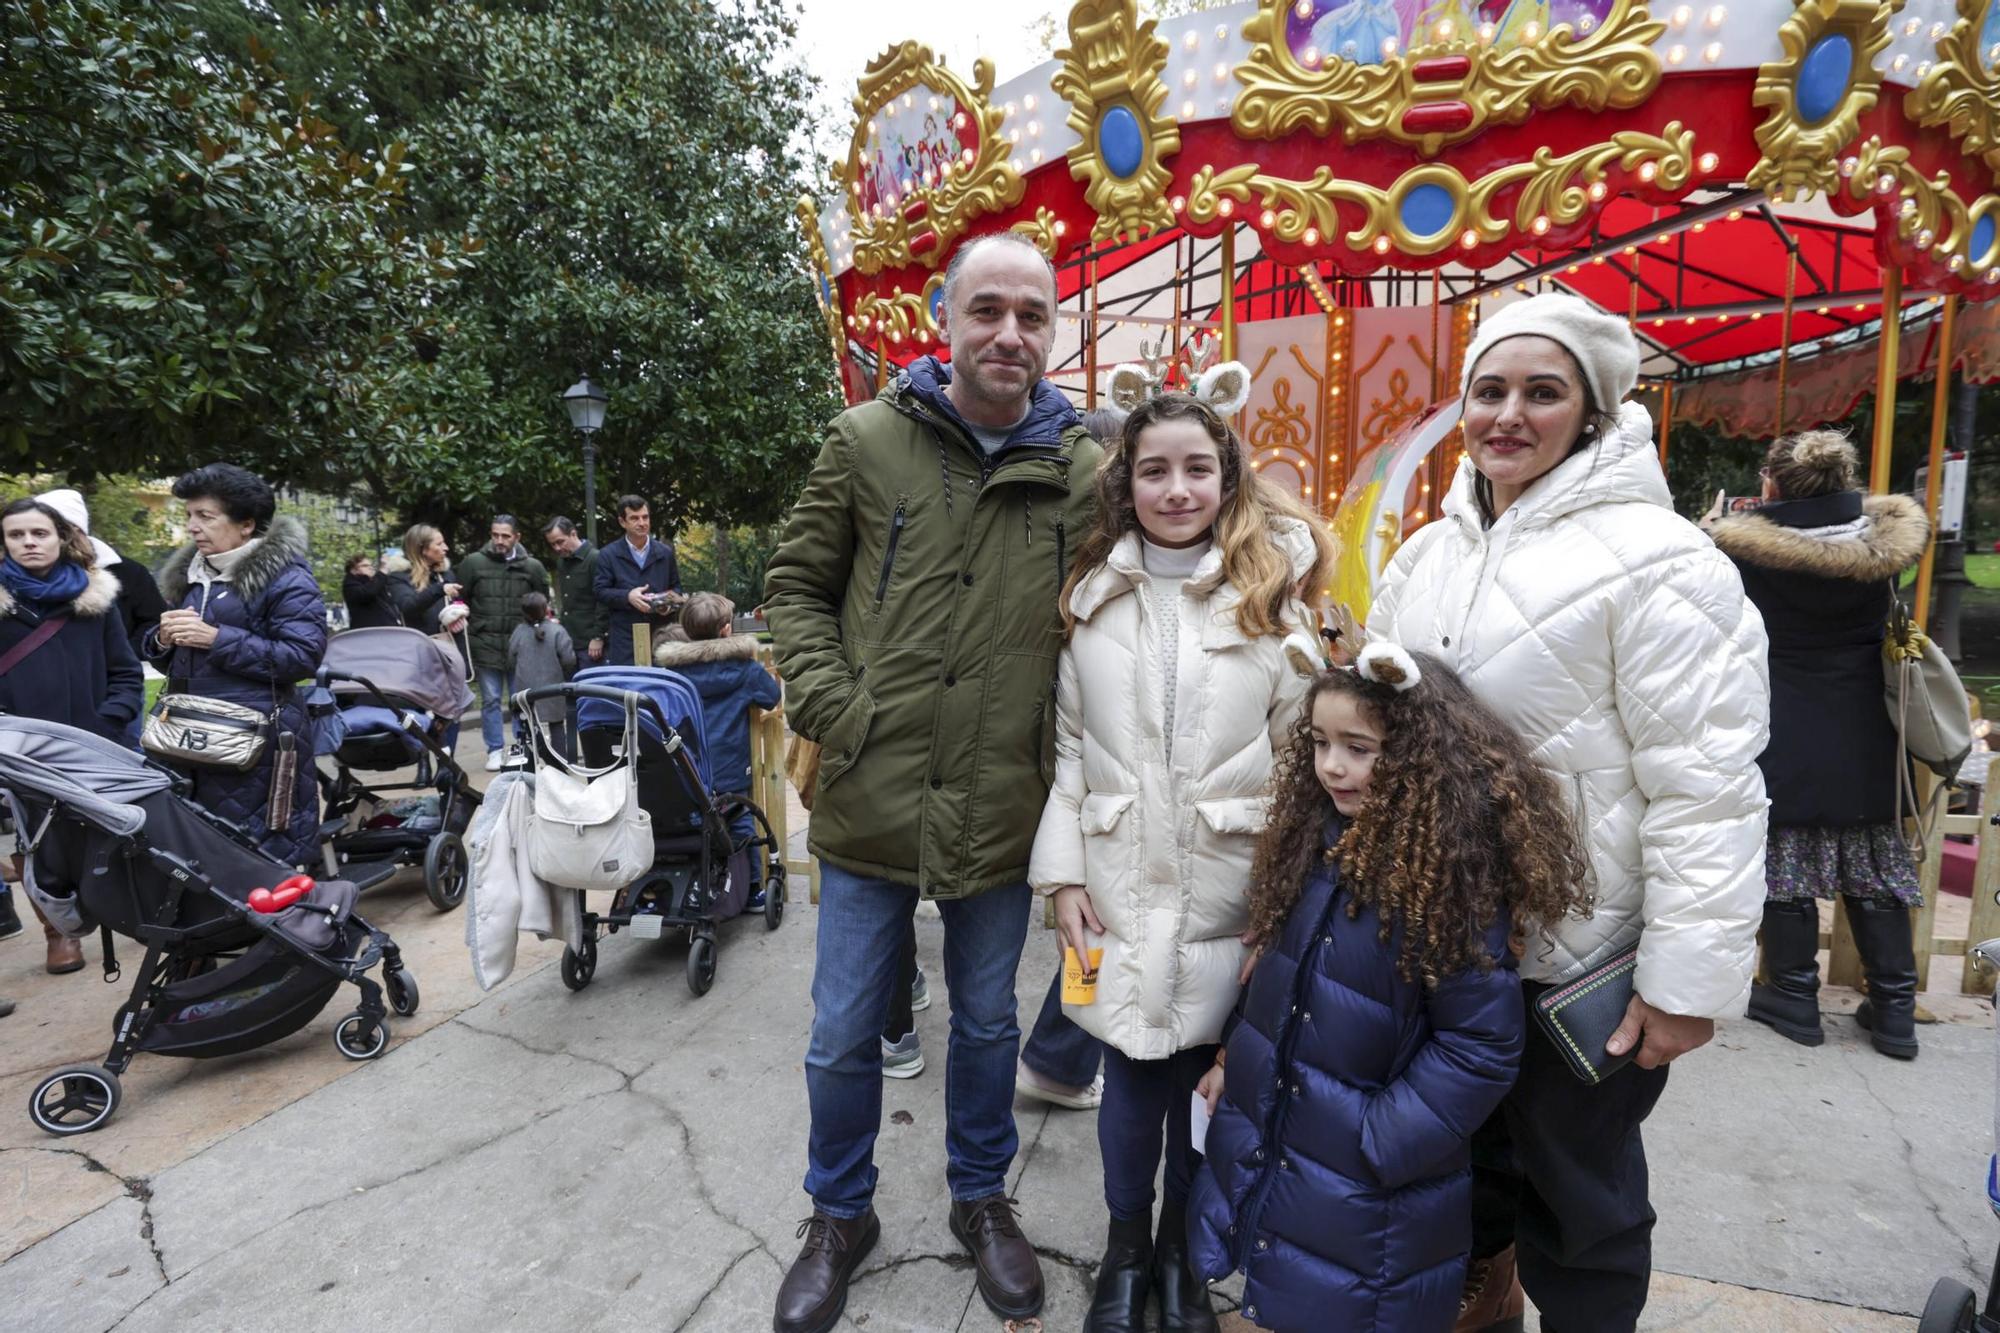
1848 898 1919 1060
1152 1195 1218 1333
1083 1213 1152 1333
0 888 20 941
1747 900 1824 1046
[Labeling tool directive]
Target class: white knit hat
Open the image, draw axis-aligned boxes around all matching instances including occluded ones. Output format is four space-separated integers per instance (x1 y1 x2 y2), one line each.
36 487 120 567
1460 293 1641 413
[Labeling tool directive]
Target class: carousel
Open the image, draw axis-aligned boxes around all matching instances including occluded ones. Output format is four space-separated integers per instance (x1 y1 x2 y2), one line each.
799 0 2000 618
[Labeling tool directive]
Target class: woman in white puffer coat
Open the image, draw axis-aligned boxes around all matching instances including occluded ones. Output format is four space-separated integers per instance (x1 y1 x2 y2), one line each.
1368 293 1770 1333
1031 391 1328 1333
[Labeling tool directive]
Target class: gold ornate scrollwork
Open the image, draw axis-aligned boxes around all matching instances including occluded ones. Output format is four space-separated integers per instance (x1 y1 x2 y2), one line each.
843 42 1025 275
1906 0 2000 180
1010 207 1068 260
1184 125 1694 257
1747 0 1904 202
1844 137 1982 264
1232 0 1664 155
848 274 945 348
1052 0 1182 243
797 196 846 368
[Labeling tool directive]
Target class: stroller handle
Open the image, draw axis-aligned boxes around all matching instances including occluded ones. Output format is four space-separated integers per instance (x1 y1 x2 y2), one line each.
515 682 672 736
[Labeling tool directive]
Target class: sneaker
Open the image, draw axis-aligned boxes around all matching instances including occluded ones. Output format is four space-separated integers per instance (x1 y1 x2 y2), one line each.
746 888 768 913
483 750 504 773
499 743 530 770
911 965 931 1013
882 1031 925 1079
1015 1059 1103 1110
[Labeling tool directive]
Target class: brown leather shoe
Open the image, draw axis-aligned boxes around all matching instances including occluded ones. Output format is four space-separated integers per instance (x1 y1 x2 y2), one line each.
773 1210 878 1333
41 917 82 975
950 1195 1044 1319
1454 1243 1525 1333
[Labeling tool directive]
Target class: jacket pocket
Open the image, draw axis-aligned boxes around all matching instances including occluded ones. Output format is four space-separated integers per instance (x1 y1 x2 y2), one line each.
1079 791 1135 836
1033 691 1057 787
815 681 877 791
1194 797 1268 836
873 499 908 610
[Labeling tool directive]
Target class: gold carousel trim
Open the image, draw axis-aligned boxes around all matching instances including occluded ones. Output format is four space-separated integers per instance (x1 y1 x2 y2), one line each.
848 274 946 347
1747 0 1904 202
844 42 1025 275
796 197 846 368
1183 124 1696 257
1844 136 1993 272
1010 207 1070 259
1905 0 2000 182
1052 0 1183 244
1231 0 1665 156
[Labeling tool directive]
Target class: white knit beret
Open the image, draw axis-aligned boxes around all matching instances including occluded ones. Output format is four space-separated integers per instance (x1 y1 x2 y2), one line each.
1460 293 1641 412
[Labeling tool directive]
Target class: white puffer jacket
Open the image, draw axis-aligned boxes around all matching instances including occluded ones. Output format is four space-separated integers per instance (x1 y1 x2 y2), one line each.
1030 524 1322 1060
1369 402 1771 1019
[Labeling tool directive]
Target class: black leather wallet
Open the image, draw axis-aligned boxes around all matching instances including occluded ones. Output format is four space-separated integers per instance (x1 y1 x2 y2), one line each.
1532 945 1640 1086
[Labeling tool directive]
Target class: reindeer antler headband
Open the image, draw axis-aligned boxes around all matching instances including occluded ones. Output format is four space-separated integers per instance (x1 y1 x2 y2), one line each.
1104 332 1253 418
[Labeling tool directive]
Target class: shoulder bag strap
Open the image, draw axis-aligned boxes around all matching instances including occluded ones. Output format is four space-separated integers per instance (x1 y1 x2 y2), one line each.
0 616 69 677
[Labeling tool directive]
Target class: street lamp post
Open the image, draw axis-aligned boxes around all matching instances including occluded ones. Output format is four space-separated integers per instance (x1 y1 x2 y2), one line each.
562 373 609 546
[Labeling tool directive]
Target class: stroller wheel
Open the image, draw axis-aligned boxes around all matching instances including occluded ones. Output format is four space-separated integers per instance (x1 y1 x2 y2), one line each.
764 871 786 931
386 967 420 1017
334 1012 390 1061
423 831 468 912
1919 1278 1980 1332
29 1064 121 1136
561 938 597 992
687 934 717 997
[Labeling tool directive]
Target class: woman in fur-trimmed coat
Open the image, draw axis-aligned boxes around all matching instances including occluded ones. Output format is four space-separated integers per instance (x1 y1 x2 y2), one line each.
1705 430 1931 1058
149 466 329 867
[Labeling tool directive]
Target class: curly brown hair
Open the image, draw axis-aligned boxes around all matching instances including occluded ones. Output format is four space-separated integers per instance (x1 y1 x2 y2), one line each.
1244 654 1595 986
1061 393 1333 640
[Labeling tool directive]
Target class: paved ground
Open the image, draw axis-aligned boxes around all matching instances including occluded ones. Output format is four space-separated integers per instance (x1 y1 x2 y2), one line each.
1 729 1996 1330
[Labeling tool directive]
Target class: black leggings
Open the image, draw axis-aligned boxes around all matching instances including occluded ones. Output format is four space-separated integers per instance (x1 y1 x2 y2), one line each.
1098 1043 1218 1221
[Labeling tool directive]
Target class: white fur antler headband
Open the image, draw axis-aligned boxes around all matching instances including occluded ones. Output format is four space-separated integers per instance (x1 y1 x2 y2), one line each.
1104 332 1253 417
1356 641 1422 692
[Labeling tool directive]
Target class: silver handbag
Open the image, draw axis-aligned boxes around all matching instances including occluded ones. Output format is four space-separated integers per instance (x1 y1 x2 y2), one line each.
141 693 273 773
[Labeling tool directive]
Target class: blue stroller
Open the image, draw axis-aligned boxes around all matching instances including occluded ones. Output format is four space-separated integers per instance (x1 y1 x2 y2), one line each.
1921 936 2000 1330
514 665 784 996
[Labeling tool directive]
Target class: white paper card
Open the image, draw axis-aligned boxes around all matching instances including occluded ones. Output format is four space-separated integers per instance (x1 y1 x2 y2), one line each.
1190 1090 1211 1157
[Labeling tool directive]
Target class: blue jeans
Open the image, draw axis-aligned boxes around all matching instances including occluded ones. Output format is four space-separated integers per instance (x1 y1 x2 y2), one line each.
474 665 514 753
1021 962 1102 1088
1099 1043 1218 1220
805 863 1031 1218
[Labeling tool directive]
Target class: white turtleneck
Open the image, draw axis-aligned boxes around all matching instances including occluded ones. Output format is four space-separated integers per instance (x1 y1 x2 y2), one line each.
1140 534 1213 764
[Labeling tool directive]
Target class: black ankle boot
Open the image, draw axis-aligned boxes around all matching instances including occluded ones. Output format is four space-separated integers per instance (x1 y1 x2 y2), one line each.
1847 898 1919 1060
1152 1195 1217 1333
1747 900 1824 1046
1084 1213 1153 1333
0 889 20 941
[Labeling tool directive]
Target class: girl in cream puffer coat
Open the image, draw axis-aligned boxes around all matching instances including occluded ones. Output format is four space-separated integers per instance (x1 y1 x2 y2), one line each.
1030 391 1328 1333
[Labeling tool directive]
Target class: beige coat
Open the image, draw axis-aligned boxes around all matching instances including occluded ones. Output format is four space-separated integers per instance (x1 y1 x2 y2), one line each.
1029 524 1322 1060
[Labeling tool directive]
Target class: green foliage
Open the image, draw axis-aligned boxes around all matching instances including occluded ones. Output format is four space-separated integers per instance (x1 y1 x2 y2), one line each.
0 0 464 477
676 523 781 610
192 0 843 544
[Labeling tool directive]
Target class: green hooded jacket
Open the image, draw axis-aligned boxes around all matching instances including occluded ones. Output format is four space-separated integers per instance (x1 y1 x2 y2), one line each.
457 543 549 670
765 359 1102 898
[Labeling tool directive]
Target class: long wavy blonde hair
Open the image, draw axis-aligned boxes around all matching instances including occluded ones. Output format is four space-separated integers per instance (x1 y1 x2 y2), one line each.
1061 393 1333 639
402 523 444 590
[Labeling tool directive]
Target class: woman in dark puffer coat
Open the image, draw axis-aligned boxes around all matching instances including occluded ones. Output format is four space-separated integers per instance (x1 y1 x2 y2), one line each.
148 464 328 867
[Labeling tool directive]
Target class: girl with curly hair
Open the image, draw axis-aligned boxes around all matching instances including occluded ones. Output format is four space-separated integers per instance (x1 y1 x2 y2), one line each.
1186 647 1593 1333
1029 391 1331 1333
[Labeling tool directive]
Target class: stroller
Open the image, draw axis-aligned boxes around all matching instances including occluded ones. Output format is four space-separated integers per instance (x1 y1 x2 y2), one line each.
316 626 480 911
515 665 785 996
0 717 415 1136
1921 936 2000 1330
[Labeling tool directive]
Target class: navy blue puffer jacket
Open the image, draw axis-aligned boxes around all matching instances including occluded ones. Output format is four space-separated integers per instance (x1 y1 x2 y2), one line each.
1189 820 1523 1333
150 516 328 866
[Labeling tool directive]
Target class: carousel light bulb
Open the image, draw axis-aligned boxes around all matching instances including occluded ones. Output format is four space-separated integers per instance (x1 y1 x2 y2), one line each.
962 148 975 165
1839 156 1858 176
1024 94 1037 111
1568 262 1582 272
1990 43 2000 64
1434 18 1455 40
1667 43 1687 65
1916 228 1935 248
1727 208 1743 221
1578 13 1597 33
1930 21 1946 39
1717 313 1729 322
1703 41 1722 62
1054 220 1068 236
1891 53 1909 73
1461 228 1481 249
1949 254 1967 272
1519 21 1540 42
1516 281 1529 292
1216 23 1229 40
1029 120 1041 136
868 119 879 138
1375 235 1394 254
1184 68 1199 86
1381 36 1400 58
1478 21 1498 43
1587 180 1609 201
1030 148 1043 164
1304 226 1320 244
1876 173 1897 193
1900 198 1922 217
1815 305 1829 314
1008 129 1019 144
1295 0 1313 16
953 112 967 130
1008 158 1022 173
1005 102 1018 117
1751 311 1764 320
1217 97 1233 114
1706 4 1727 26
1903 17 1921 35
1214 61 1229 80
1916 61 1931 78
928 97 939 112
1330 385 1342 395
1655 232 1670 244
1670 4 1692 27
1638 161 1659 182
1171 195 1186 212
1260 208 1277 227
1692 221 1707 233
1532 215 1552 235
1182 98 1198 117
1685 315 1697 324
1986 269 2000 284
1184 30 1200 50
1854 303 1866 311
1217 197 1236 217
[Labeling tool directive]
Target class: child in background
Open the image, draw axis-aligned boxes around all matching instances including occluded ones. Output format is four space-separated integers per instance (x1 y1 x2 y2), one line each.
1030 390 1331 1333
1187 647 1593 1333
507 592 574 764
653 593 781 908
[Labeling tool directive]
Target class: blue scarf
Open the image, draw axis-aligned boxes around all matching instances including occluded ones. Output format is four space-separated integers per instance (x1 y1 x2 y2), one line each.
1 557 88 612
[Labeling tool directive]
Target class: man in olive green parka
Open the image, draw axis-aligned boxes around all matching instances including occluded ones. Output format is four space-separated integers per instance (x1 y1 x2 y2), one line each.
765 234 1100 1333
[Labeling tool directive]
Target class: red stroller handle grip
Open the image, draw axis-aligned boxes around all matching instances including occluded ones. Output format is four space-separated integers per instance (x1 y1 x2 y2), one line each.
248 875 314 914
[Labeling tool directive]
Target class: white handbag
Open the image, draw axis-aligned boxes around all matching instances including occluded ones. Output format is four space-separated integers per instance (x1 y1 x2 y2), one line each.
522 696 653 892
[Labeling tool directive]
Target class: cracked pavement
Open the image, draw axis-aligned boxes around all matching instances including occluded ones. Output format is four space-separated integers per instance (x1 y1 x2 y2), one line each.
0 755 1995 1328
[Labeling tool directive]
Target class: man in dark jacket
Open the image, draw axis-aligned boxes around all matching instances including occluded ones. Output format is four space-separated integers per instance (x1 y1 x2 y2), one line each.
764 233 1100 1333
541 517 606 666
456 515 549 770
593 495 681 666
341 554 402 629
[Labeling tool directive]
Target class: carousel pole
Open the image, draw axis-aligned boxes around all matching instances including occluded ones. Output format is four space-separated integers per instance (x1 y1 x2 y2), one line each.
1086 251 1100 409
1776 250 1797 435
1171 235 1184 375
1429 270 1443 521
875 332 888 394
1658 380 1674 468
1913 294 1959 630
1869 267 1904 493
1220 224 1238 362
